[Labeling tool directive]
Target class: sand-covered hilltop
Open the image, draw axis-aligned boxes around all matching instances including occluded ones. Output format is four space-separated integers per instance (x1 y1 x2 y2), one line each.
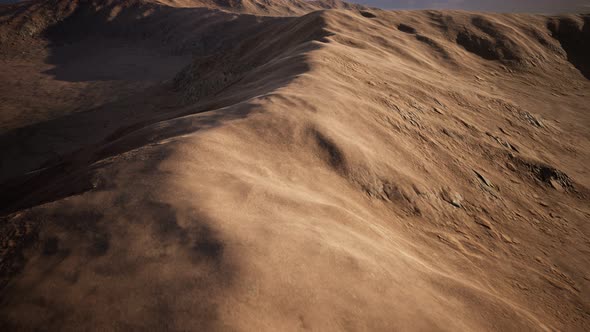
0 0 589 330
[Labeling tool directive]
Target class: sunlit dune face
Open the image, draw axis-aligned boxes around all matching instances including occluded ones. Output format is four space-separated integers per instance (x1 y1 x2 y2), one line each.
356 0 590 13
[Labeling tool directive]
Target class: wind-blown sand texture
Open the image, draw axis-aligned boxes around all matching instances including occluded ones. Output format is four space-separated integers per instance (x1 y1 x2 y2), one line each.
0 0 589 330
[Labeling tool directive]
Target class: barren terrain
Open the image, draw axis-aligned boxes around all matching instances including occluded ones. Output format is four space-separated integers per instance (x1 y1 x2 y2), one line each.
0 0 589 330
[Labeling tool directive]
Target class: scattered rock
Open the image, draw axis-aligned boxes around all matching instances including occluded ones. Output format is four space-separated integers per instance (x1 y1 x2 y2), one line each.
549 179 564 192
509 177 521 184
511 157 575 192
474 217 493 230
433 107 444 115
360 11 377 18
521 111 545 128
474 170 494 187
501 233 519 244
412 183 427 196
398 23 416 34
441 188 463 208
533 164 574 191
507 142 519 152
486 132 518 152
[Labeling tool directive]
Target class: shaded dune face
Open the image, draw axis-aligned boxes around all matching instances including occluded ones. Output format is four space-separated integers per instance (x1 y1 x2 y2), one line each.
1 1 590 331
547 15 590 79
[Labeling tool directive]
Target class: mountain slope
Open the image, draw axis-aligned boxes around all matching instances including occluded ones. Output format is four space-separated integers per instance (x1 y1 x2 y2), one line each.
154 0 363 15
0 2 589 331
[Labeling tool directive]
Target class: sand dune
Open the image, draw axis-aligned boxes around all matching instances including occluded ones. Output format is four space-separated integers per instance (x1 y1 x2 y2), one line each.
1 0 589 330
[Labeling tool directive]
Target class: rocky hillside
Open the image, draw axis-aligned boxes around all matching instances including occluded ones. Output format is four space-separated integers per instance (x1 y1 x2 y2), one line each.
0 0 589 330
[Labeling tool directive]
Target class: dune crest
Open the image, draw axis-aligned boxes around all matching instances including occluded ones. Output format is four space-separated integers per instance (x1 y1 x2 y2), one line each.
1 1 589 330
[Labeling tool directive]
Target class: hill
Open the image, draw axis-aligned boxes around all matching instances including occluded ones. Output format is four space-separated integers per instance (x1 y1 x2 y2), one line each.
1 0 589 330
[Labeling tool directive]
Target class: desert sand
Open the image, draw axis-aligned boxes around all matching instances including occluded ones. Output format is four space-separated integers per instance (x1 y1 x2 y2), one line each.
0 0 589 330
